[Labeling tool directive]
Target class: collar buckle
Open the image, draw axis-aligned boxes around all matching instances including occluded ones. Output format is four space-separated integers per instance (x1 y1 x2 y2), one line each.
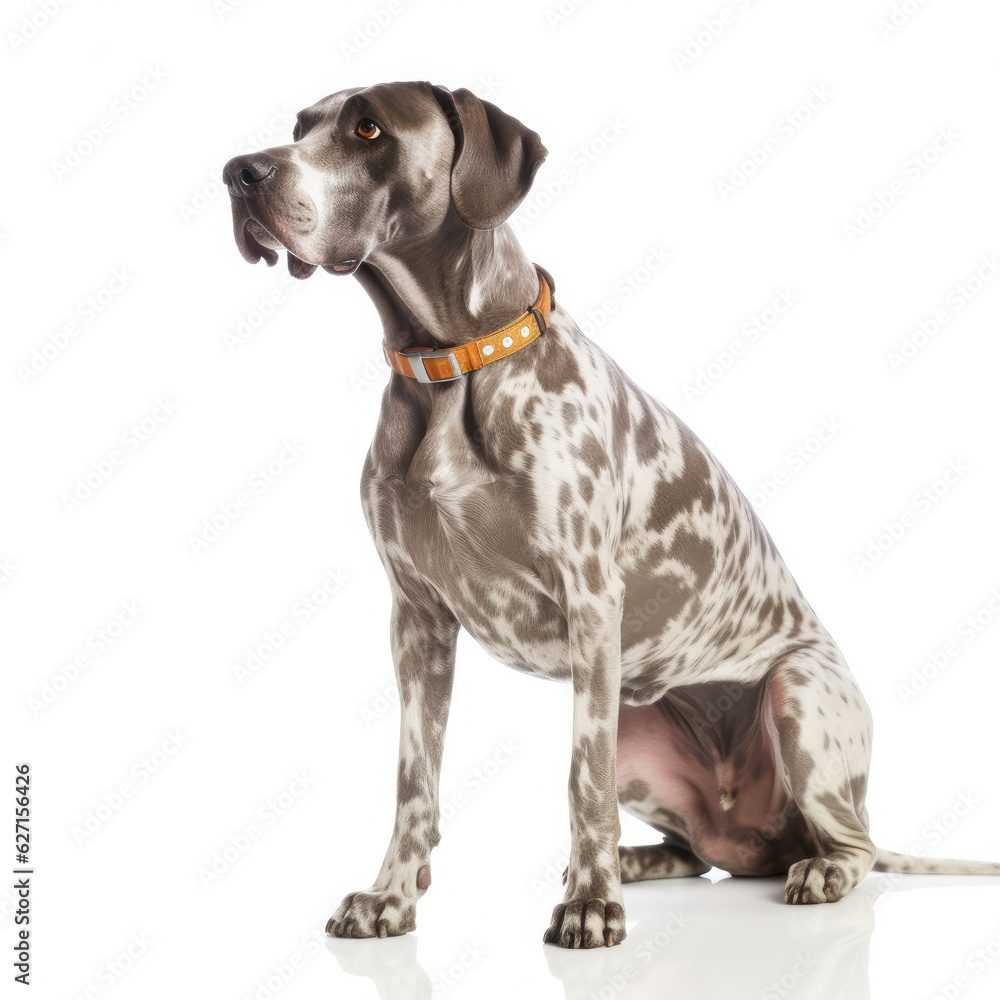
405 348 463 383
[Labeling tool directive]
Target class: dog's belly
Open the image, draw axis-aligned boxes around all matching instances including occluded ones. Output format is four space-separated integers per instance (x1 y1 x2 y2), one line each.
616 695 814 876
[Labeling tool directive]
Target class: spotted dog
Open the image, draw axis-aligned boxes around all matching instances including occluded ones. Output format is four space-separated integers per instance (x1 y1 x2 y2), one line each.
223 81 1000 949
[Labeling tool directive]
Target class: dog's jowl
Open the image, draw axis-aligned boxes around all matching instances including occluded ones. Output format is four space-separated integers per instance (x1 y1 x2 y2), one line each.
223 81 1000 948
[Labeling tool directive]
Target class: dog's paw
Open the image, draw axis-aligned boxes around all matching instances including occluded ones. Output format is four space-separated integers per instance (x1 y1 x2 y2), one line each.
543 897 626 948
784 858 847 904
325 889 416 938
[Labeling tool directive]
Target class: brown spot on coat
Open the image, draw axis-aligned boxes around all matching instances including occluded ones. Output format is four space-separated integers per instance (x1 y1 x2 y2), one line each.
535 332 587 394
669 527 715 589
574 432 610 477
774 715 817 801
633 401 660 465
675 431 716 514
617 779 650 805
416 864 432 890
583 555 603 594
645 478 674 533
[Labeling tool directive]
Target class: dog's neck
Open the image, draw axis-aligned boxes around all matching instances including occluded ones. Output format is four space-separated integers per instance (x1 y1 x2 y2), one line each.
359 223 540 353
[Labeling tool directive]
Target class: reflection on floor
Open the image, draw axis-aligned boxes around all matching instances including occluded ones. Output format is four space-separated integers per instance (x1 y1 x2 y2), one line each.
325 870 1000 1000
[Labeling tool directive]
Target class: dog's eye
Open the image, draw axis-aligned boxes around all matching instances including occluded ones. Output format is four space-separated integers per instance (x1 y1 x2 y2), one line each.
356 119 382 140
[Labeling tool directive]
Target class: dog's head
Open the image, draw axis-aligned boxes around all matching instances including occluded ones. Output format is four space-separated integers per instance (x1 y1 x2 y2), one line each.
222 82 546 279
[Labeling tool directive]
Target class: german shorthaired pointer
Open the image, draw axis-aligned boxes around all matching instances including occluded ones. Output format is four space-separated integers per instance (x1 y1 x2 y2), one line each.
223 81 1000 948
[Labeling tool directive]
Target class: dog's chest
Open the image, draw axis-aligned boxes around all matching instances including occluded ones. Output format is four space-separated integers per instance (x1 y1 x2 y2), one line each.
361 391 572 677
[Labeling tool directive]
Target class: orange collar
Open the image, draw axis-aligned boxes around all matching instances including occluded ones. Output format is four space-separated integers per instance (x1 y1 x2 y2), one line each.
382 269 551 383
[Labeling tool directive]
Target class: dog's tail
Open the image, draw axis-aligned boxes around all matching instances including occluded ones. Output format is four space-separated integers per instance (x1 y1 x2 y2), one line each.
873 848 1000 875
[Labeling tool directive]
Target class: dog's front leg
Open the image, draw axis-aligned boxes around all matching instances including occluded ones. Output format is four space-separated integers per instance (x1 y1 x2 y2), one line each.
326 592 458 938
544 577 626 948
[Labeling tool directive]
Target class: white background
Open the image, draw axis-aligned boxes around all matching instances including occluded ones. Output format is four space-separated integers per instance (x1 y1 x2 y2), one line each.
4 1 1000 998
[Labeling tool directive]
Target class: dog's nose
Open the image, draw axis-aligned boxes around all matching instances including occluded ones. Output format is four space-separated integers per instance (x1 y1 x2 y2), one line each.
223 154 277 193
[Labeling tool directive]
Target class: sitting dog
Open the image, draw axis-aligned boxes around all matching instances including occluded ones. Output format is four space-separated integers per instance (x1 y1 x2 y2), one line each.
223 81 1000 948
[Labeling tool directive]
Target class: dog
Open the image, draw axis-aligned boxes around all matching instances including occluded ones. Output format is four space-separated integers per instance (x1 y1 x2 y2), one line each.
223 81 1000 948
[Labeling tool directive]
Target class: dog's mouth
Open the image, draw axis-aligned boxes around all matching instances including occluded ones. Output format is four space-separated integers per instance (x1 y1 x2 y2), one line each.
228 192 361 278
326 259 360 275
245 217 282 251
227 203 312 277
229 198 279 267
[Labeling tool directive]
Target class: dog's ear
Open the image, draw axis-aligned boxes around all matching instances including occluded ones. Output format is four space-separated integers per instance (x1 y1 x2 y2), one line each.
431 86 547 230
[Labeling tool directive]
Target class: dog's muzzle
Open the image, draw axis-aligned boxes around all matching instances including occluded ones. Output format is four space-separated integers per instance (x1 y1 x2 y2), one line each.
223 153 282 266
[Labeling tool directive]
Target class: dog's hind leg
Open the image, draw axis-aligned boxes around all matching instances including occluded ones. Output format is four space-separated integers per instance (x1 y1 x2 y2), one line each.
618 840 711 883
767 644 878 904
